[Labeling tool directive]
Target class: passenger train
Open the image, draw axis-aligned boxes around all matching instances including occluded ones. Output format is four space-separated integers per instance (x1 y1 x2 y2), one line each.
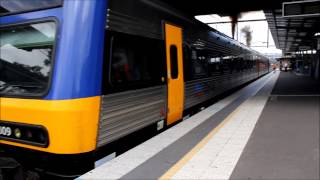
0 0 269 178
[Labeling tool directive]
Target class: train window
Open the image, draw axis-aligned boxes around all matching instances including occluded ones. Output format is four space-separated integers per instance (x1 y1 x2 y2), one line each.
219 59 225 75
209 58 220 74
191 60 207 78
103 31 166 94
229 59 235 74
0 21 57 97
235 58 242 72
190 50 208 79
183 45 192 81
223 59 230 73
170 45 178 79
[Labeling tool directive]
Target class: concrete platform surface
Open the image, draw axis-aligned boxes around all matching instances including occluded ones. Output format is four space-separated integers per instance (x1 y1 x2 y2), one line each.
272 71 320 95
79 71 319 180
230 72 320 180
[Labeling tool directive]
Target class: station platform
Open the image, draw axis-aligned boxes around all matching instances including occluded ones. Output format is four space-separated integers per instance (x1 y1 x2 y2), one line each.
79 71 320 180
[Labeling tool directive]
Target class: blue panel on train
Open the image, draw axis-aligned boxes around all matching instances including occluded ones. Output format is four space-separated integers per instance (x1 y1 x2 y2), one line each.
46 0 108 100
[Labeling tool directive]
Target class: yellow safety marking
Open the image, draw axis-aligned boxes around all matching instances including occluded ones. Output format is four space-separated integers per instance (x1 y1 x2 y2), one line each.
159 104 243 180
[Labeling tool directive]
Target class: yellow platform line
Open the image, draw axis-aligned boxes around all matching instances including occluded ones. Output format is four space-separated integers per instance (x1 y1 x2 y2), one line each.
159 104 243 180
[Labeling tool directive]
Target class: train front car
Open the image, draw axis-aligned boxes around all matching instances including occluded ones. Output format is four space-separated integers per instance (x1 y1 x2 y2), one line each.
0 0 107 178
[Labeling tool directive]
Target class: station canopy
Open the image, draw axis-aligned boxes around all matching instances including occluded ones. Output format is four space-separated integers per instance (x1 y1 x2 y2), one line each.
161 0 320 53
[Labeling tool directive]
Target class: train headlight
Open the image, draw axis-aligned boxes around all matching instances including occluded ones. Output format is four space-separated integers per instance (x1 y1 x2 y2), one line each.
0 121 49 147
14 128 22 138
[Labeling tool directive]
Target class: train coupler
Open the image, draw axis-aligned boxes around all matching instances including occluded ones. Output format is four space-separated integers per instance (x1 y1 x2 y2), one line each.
0 157 23 180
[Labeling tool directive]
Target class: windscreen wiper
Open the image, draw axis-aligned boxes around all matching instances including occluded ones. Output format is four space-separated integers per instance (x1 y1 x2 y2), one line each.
0 83 43 94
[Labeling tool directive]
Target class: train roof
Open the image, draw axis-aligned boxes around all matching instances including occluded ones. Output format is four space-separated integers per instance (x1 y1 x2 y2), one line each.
107 0 268 59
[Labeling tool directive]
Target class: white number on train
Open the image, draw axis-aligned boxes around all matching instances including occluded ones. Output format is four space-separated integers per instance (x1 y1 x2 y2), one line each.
0 126 12 136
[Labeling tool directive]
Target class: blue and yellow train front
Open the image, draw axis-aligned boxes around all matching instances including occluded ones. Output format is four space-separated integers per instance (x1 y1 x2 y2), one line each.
0 0 108 177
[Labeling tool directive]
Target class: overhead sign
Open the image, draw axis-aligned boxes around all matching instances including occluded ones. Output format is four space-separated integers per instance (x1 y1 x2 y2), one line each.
283 0 320 18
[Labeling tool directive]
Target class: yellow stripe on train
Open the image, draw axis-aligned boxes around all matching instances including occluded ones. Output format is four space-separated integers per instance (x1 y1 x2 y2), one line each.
0 96 101 154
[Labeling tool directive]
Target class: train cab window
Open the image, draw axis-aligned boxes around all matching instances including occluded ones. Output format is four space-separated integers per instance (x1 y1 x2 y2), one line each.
0 21 57 97
170 45 178 79
104 32 166 93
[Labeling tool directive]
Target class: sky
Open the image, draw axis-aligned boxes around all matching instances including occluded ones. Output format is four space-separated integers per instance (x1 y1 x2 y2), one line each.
195 11 282 57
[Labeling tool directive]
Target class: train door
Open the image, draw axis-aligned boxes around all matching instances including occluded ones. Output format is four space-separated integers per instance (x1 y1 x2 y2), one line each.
164 23 184 125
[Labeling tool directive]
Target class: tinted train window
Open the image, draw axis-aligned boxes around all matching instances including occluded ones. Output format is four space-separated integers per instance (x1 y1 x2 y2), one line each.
170 45 178 79
193 60 207 77
191 50 208 79
103 32 166 93
228 59 235 73
183 45 192 81
209 57 221 74
234 58 241 72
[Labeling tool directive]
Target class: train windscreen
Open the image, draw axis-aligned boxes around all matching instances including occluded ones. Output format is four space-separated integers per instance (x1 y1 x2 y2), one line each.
0 0 62 16
0 21 56 97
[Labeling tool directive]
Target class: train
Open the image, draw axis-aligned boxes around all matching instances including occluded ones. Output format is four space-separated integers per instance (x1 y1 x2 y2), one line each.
0 0 269 178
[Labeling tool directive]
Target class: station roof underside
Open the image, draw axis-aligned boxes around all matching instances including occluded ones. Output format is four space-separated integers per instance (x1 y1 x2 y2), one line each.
161 0 284 16
264 9 319 52
162 0 320 53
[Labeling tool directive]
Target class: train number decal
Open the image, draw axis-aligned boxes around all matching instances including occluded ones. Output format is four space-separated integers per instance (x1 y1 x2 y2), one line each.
0 126 12 137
